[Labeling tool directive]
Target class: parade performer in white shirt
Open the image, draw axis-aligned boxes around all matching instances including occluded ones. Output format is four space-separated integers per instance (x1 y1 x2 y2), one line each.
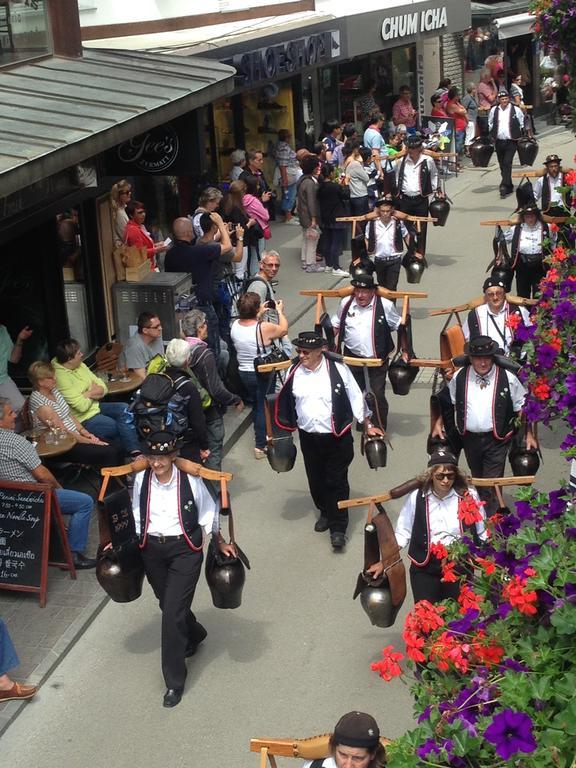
431 336 537 516
331 274 408 431
365 198 410 291
462 276 531 359
532 154 571 216
392 449 486 604
275 331 381 550
488 90 525 199
131 430 236 708
503 204 552 298
394 133 443 261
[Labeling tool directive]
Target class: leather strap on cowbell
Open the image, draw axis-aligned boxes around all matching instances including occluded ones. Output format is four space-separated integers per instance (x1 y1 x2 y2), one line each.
360 501 406 607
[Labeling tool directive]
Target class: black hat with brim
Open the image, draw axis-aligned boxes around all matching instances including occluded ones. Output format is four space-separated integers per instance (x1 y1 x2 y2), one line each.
428 449 458 467
464 336 501 357
333 711 380 750
292 331 325 349
497 90 509 97
483 277 507 292
142 430 179 455
544 154 562 165
407 133 423 149
351 274 376 289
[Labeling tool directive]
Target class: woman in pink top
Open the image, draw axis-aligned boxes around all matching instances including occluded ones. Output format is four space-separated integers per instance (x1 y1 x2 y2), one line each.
242 175 270 274
445 86 468 161
392 85 417 130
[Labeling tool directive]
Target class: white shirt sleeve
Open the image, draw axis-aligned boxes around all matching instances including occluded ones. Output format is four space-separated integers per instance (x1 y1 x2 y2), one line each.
337 361 369 422
381 297 402 331
515 106 525 129
428 156 438 191
506 370 527 412
532 176 543 202
394 489 418 548
462 317 470 341
188 475 218 535
488 106 495 131
448 369 460 404
331 299 345 331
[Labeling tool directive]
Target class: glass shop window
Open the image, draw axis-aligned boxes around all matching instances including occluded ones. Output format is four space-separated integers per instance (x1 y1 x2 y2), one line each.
0 1 50 68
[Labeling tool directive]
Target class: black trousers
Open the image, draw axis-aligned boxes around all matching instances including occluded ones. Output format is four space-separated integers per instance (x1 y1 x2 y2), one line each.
374 258 402 292
298 429 354 534
462 431 510 516
515 257 546 299
57 439 123 467
410 564 460 604
141 538 204 690
395 194 429 257
494 139 517 193
346 349 389 430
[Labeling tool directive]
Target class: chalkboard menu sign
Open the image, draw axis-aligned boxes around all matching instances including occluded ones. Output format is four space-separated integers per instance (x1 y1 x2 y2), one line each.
0 482 75 607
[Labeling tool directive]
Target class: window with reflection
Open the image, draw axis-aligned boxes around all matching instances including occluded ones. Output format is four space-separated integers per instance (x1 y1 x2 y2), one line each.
0 0 50 67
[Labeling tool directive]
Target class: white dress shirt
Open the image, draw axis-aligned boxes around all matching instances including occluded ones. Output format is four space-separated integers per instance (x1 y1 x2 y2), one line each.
462 302 531 355
448 365 526 433
396 154 438 196
331 296 401 357
373 218 408 261
504 222 547 255
395 487 486 549
132 466 217 537
488 104 524 139
533 173 564 207
291 358 367 433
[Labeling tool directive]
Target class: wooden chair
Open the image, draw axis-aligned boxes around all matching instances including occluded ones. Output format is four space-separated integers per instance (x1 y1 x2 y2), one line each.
95 341 123 373
250 734 391 767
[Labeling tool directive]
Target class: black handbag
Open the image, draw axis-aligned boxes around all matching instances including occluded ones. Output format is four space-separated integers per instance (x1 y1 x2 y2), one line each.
253 322 289 374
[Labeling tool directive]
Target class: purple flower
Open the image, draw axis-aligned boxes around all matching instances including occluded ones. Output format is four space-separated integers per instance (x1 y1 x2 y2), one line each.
567 373 576 397
447 609 479 636
497 602 513 619
416 739 441 759
547 489 568 519
417 705 431 723
552 300 576 326
500 658 529 673
484 710 537 760
537 344 560 368
515 323 536 343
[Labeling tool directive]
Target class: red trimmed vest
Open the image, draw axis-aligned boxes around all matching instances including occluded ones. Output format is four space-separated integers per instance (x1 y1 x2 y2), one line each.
510 221 550 268
467 302 525 358
138 468 203 551
274 356 354 437
490 105 523 140
454 365 516 441
367 218 404 256
336 297 395 360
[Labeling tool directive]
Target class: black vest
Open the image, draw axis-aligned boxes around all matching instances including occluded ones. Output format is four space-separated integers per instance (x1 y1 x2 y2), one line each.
467 302 525 358
541 172 570 211
490 105 523 140
367 218 404 256
454 365 516 441
510 221 550 268
336 297 395 360
397 155 433 196
138 468 203 551
274 356 354 437
408 490 474 567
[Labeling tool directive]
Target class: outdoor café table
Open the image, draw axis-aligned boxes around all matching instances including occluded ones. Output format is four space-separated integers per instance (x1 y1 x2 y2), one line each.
23 429 77 459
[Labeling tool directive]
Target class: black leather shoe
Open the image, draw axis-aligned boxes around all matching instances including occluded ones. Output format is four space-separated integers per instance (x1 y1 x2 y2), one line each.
163 688 183 708
72 552 97 570
330 532 346 550
314 516 330 533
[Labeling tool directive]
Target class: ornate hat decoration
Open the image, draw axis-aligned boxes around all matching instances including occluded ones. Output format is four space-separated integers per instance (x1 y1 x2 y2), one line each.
543 154 561 165
351 274 376 290
428 448 458 467
407 132 424 149
464 335 501 357
292 330 325 350
497 90 509 98
142 430 179 455
483 277 506 292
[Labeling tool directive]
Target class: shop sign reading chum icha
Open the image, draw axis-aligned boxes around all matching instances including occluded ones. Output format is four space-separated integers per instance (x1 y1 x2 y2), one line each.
381 6 448 41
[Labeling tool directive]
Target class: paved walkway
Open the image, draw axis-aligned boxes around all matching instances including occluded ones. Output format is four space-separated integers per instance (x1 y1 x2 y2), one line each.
0 117 571 737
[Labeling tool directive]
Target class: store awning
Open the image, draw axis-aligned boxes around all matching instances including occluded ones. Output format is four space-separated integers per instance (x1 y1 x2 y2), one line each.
495 12 533 39
470 1 531 25
0 48 235 197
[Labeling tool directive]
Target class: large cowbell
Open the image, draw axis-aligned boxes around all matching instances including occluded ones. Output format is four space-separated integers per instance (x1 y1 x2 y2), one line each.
97 547 145 603
353 504 406 627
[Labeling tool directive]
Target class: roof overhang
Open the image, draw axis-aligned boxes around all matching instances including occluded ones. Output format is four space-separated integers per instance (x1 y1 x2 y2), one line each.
494 12 533 39
0 48 235 198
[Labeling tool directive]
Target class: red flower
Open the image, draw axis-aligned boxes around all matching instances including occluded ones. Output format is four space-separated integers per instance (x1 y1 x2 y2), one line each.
564 169 576 186
412 600 446 633
371 645 404 681
531 378 551 400
473 635 505 666
548 222 559 234
503 576 538 615
402 630 426 663
430 541 449 560
441 560 459 583
506 313 522 331
458 493 484 525
476 556 496 575
458 584 483 614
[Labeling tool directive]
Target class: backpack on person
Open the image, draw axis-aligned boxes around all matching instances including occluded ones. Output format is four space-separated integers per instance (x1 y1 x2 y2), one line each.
146 353 212 409
129 372 191 441
238 275 273 303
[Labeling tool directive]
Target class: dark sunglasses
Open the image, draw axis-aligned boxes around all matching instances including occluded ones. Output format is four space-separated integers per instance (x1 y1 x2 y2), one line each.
435 472 456 480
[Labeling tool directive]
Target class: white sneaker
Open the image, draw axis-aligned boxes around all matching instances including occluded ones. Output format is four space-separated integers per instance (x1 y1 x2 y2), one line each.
324 266 332 272
332 268 350 277
285 218 300 226
305 265 325 273
254 447 267 460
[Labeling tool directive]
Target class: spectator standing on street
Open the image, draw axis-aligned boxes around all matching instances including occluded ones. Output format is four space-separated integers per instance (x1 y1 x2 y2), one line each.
242 176 270 275
363 112 388 180
445 86 468 163
430 93 448 118
273 129 302 224
296 154 323 273
124 201 167 270
317 163 350 278
229 149 247 181
320 119 343 164
222 180 258 280
344 140 370 219
0 320 33 426
190 187 223 241
392 86 417 134
239 149 274 220
332 123 359 169
110 179 132 245
461 83 479 153
477 70 498 134
182 310 244 471
123 311 165 380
